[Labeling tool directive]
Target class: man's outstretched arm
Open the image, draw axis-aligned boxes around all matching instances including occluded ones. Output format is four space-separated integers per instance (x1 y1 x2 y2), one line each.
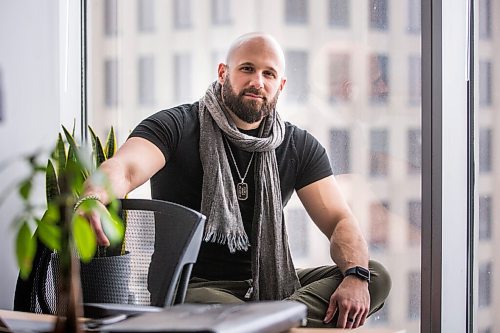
297 175 370 329
81 137 166 245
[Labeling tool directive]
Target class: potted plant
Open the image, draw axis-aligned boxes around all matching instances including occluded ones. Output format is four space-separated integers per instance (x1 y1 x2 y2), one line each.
2 124 125 332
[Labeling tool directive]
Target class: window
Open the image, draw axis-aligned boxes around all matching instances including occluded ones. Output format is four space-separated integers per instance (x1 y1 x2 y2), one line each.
286 208 309 258
174 0 191 29
212 0 231 25
408 55 421 106
329 129 351 175
408 271 420 319
174 53 192 103
285 0 308 24
479 60 492 107
0 69 3 123
479 128 492 173
369 0 388 30
104 59 118 107
138 56 155 106
329 53 351 102
408 129 421 174
370 54 389 104
408 200 421 246
285 50 309 103
478 262 492 308
369 201 390 251
407 0 420 33
104 0 118 36
479 195 492 241
479 0 491 39
370 129 389 177
138 0 155 33
329 0 350 28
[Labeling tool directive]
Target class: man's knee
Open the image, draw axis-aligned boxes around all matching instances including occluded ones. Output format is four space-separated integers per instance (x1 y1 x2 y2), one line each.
368 260 391 313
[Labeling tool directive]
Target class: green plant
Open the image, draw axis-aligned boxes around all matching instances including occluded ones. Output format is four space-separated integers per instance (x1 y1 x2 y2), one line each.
3 124 124 278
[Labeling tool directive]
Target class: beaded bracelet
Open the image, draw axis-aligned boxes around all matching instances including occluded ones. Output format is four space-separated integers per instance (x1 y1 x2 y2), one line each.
74 194 102 212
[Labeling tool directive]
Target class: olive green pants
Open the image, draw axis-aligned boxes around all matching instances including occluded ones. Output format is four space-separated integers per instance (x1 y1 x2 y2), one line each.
185 260 391 328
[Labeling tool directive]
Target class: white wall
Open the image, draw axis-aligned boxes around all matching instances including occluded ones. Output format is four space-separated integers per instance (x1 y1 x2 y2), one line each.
0 0 60 309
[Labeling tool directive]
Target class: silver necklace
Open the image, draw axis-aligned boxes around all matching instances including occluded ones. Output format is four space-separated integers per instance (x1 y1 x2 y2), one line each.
223 135 255 201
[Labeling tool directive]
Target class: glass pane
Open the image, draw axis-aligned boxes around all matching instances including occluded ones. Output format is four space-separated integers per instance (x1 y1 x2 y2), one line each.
87 0 421 331
476 1 497 332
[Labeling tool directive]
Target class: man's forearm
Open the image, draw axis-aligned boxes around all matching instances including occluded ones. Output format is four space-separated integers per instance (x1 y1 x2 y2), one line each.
82 158 132 203
329 217 369 272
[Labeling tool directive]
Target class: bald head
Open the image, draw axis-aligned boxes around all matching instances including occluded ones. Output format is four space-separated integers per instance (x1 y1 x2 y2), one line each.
225 33 286 75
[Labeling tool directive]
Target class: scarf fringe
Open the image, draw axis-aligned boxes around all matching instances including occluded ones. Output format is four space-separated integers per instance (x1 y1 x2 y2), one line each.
203 226 250 253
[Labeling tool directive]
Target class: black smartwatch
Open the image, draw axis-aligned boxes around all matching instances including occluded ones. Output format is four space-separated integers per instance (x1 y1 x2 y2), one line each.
344 266 371 282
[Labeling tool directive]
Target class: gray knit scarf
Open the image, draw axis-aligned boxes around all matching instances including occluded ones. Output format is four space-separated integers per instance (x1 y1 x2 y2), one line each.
198 81 300 300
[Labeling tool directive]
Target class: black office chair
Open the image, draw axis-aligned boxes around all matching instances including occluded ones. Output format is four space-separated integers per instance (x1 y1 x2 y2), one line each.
13 198 206 315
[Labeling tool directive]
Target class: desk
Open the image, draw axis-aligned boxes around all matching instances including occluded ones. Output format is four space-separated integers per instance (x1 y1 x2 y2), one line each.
0 310 405 333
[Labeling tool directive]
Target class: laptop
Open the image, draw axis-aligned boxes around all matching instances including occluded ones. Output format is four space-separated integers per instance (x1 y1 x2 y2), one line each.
84 301 307 333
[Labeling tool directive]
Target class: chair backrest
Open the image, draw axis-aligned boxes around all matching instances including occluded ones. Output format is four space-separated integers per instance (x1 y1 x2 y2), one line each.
13 198 206 313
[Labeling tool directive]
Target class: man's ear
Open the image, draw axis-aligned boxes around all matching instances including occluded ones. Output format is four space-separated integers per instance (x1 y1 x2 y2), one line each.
279 77 287 91
217 63 227 84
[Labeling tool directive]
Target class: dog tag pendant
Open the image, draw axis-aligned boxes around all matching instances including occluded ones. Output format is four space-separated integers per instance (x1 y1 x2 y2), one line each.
237 182 249 201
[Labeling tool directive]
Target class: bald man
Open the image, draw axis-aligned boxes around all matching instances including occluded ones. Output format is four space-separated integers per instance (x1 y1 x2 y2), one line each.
81 33 390 329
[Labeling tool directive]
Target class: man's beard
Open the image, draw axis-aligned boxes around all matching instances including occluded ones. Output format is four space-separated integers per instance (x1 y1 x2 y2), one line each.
221 77 280 124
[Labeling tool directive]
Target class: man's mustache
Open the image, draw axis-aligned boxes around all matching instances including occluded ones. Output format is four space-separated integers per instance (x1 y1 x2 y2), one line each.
240 88 267 101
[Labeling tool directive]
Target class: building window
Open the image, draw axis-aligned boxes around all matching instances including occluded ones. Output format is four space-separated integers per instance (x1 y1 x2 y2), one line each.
285 50 308 103
479 128 492 173
408 128 421 174
407 0 420 33
329 53 351 102
408 200 421 247
370 129 389 177
285 0 308 24
408 271 420 319
479 195 492 241
212 0 231 25
104 59 118 107
370 54 389 104
369 201 390 251
478 262 492 308
138 0 155 33
329 129 351 175
479 60 492 107
174 0 191 29
479 0 492 39
104 0 118 36
174 53 192 103
138 56 155 106
0 69 3 123
329 0 350 28
286 208 309 259
369 0 388 30
408 55 421 105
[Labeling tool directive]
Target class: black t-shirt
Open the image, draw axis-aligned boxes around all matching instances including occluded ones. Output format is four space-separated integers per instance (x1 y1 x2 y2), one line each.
129 103 333 281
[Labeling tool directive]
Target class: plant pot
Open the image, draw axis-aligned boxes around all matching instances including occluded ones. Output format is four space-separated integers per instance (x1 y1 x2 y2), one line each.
50 251 133 307
80 251 133 304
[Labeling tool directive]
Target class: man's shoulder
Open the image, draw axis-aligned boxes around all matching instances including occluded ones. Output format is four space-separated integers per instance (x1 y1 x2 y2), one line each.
154 102 199 118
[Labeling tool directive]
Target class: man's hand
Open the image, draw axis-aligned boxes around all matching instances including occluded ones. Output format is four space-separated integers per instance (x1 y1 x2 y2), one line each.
323 276 370 329
76 200 111 247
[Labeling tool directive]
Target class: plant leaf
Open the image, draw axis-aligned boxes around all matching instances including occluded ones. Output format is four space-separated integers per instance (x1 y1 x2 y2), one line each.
88 126 106 167
37 215 61 251
72 215 97 262
45 160 60 204
16 222 36 280
19 178 32 200
99 205 125 246
55 133 66 177
104 126 117 159
62 125 79 166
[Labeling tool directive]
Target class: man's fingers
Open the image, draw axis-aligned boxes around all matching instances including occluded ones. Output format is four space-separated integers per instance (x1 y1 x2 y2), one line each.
323 301 337 324
88 210 110 246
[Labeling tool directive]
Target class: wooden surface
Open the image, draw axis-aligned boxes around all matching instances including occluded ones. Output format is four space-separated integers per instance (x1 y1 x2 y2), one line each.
0 310 405 333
